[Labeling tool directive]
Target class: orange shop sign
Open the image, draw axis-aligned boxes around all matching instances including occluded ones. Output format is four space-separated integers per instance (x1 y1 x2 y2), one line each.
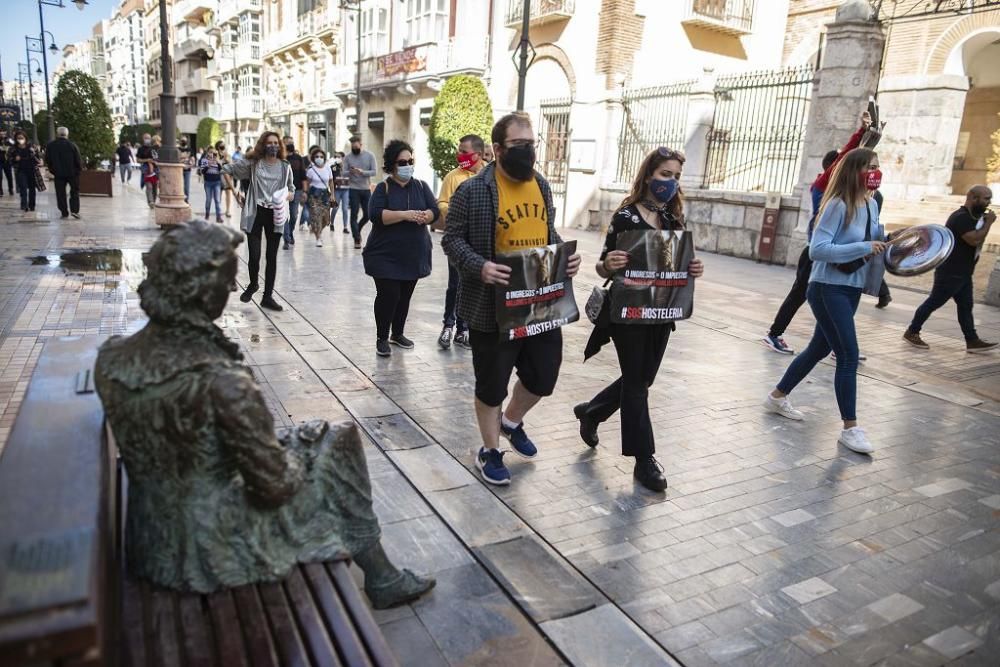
377 46 428 78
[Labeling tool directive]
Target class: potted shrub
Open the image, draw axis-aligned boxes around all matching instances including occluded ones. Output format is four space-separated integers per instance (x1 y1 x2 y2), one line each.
51 70 116 197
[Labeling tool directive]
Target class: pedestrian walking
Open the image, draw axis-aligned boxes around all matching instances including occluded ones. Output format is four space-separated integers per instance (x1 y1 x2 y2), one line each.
136 133 159 208
903 186 998 354
9 130 41 212
45 127 83 219
116 140 133 184
199 147 224 223
0 128 16 196
222 131 293 312
764 148 887 455
232 146 243 161
436 134 487 350
573 148 705 492
345 135 377 249
442 113 582 486
332 151 350 234
179 137 194 203
364 139 438 357
216 141 233 218
305 148 334 246
282 137 309 249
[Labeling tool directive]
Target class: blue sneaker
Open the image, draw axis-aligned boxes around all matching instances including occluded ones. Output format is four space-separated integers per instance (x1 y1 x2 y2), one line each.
500 421 538 459
476 447 511 486
762 334 795 355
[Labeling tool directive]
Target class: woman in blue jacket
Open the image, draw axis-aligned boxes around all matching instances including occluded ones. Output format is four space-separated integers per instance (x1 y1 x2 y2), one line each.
764 148 886 455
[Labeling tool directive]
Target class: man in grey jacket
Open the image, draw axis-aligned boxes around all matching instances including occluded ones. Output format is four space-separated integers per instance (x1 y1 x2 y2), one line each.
344 135 377 249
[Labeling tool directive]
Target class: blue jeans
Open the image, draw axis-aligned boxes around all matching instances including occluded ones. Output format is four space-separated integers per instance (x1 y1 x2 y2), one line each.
777 282 861 421
907 272 977 342
349 188 371 241
182 169 191 202
334 188 350 228
443 262 467 332
285 190 309 244
119 164 131 183
204 181 222 219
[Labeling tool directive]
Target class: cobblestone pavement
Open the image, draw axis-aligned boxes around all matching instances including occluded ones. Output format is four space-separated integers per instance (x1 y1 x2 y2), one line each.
1 182 999 666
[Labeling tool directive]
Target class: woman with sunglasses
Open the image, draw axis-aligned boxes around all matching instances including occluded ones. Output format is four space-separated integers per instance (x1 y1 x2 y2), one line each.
305 148 334 246
364 139 439 357
574 147 704 492
764 148 886 455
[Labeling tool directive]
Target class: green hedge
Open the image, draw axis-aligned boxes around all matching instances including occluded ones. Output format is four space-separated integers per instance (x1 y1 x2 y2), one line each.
197 117 223 152
51 70 115 168
428 75 494 180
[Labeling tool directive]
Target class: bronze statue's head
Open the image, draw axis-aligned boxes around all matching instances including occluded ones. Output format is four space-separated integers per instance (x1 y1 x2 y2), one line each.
139 219 244 324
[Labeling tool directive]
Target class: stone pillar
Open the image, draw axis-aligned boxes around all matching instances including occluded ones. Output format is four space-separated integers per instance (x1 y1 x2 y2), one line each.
787 0 885 263
682 68 718 190
155 163 192 228
987 256 1000 307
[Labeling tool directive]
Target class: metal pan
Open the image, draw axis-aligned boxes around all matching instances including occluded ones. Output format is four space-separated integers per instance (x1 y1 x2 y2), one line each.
884 224 955 276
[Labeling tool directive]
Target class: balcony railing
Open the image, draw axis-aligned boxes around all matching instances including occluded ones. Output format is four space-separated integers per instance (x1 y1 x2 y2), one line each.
681 0 754 36
505 0 575 27
235 43 262 66
185 68 216 93
297 6 337 38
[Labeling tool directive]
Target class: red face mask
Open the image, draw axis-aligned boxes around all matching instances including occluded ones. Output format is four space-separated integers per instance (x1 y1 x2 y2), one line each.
863 168 882 191
457 151 477 170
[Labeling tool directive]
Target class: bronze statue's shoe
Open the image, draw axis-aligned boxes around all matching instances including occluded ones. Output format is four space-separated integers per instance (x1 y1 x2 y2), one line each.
365 568 435 609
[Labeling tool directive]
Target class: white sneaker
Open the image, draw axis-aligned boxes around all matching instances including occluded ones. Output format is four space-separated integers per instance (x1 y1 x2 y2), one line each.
316 239 323 247
838 426 874 454
764 393 804 421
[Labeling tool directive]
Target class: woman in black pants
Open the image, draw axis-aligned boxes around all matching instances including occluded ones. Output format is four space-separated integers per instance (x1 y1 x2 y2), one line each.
223 131 293 311
574 148 704 492
9 130 40 212
363 139 439 357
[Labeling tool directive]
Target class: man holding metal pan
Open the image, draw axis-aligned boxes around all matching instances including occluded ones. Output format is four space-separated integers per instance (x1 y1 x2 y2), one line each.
903 185 997 354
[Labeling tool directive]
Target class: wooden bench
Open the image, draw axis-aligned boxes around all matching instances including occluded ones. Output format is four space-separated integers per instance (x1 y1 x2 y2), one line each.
0 337 397 667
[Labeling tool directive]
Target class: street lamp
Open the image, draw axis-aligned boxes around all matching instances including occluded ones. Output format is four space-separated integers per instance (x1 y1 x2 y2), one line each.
22 56 43 144
36 0 88 145
153 0 191 226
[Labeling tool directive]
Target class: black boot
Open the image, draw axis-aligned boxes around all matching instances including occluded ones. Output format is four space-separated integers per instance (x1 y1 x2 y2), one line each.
239 283 258 303
573 403 599 448
634 456 667 492
260 295 283 311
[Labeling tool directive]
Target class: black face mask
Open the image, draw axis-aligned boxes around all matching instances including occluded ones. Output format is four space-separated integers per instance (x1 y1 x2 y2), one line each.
351 146 361 155
285 144 294 153
499 144 536 181
970 204 987 218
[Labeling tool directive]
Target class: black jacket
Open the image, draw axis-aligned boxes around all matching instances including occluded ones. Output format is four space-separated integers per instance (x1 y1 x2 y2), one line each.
45 137 83 178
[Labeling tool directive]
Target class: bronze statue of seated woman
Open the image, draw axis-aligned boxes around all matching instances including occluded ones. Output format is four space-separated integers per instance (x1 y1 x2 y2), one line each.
95 219 433 609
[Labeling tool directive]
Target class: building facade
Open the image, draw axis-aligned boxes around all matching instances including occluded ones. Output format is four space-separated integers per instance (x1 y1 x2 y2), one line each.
104 0 150 135
172 0 218 144
209 0 265 151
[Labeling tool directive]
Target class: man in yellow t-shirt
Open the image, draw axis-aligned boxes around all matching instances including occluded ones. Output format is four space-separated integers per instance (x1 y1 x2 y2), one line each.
437 134 486 350
441 113 582 487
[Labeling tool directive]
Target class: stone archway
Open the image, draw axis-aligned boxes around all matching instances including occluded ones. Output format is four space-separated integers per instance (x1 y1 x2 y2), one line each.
506 43 577 110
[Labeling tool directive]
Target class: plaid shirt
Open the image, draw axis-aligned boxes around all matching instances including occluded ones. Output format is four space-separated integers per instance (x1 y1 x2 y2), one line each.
441 162 562 333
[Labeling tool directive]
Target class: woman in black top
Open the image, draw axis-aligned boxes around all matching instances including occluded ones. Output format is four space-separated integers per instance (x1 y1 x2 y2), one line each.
574 147 704 492
9 130 40 212
364 139 439 358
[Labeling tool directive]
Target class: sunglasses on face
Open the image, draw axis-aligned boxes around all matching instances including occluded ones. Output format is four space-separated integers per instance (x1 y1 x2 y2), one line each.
657 147 686 163
396 159 415 167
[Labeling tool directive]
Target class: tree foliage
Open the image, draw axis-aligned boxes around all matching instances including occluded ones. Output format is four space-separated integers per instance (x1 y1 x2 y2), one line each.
119 123 157 146
197 117 223 151
52 70 116 168
428 75 494 180
33 110 52 145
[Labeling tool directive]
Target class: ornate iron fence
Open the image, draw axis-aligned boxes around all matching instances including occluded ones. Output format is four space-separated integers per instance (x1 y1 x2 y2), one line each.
538 98 571 198
616 81 695 184
703 65 814 194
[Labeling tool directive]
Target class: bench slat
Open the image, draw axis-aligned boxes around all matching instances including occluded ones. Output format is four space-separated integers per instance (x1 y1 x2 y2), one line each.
327 562 398 667
303 563 373 667
206 591 251 667
285 568 342 667
178 596 215 667
258 582 311 667
231 586 281 667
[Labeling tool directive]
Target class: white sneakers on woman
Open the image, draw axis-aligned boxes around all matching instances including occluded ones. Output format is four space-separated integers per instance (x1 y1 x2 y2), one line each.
764 393 875 454
763 393 804 420
838 427 875 454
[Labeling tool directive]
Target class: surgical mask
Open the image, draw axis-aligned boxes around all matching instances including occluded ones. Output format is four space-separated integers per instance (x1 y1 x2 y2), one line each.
143 139 151 146
265 145 279 157
457 151 477 170
313 157 326 167
864 168 882 191
499 144 535 181
17 138 25 146
397 165 414 181
649 177 679 203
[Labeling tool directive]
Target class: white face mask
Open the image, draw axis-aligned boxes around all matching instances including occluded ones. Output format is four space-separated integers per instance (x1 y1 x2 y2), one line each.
313 157 326 167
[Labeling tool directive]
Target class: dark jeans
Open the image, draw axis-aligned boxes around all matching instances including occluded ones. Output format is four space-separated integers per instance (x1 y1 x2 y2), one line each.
285 190 309 244
16 170 35 210
182 169 191 202
1 162 13 194
373 278 417 341
54 175 80 216
246 206 281 297
350 188 371 242
581 323 672 458
769 246 890 337
443 262 467 332
907 272 977 341
777 282 861 421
